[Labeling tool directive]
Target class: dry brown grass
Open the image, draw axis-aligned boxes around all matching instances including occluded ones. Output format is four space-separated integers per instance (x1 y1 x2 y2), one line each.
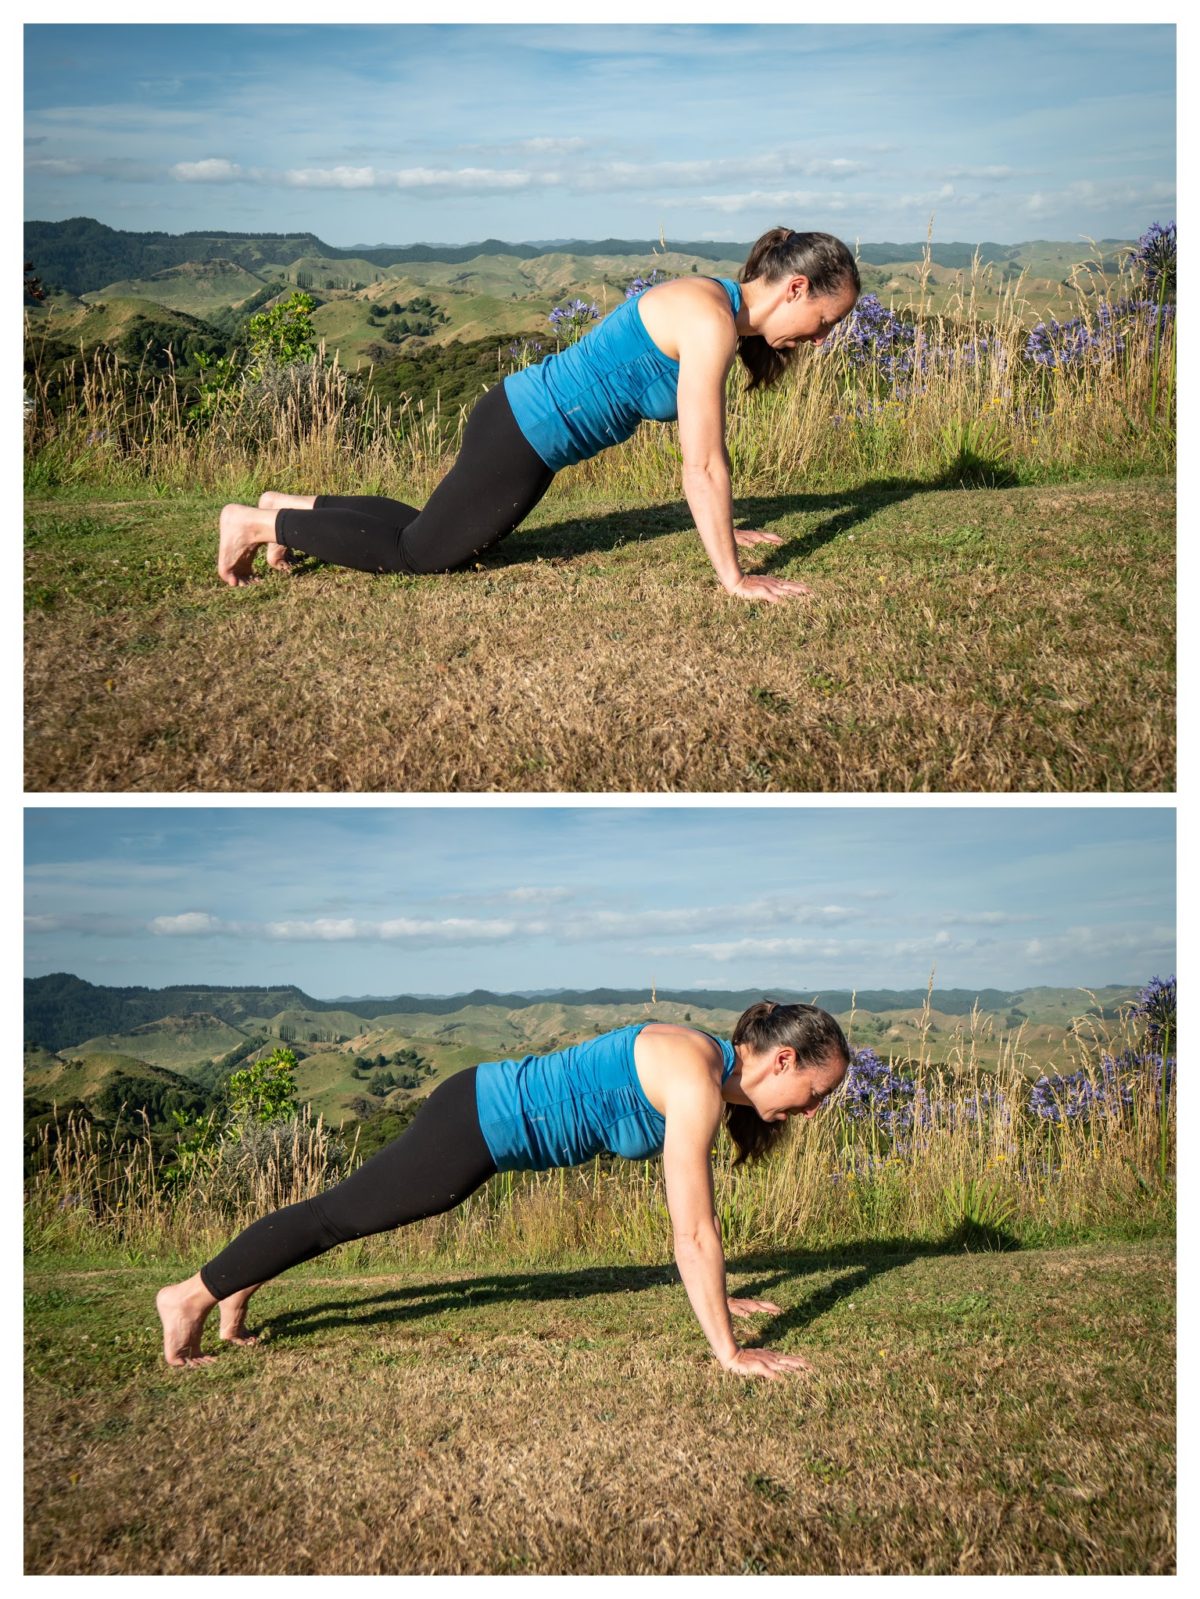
24 1240 1174 1574
24 475 1174 792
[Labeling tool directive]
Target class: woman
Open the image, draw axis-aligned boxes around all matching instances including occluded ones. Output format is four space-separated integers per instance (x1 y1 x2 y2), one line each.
156 1000 850 1378
216 228 860 604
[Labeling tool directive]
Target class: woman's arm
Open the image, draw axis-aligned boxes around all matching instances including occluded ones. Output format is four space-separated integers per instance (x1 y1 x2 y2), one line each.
661 1056 813 1378
661 1077 739 1366
675 315 811 606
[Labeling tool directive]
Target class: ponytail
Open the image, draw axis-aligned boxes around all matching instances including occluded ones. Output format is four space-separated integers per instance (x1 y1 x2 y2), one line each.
737 226 861 391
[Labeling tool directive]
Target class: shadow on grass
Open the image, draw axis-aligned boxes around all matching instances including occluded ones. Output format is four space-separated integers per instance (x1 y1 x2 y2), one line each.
260 1232 1019 1348
483 461 1019 572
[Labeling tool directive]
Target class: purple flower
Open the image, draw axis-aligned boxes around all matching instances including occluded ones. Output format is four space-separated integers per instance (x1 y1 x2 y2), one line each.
1024 298 1173 369
625 269 668 298
548 299 601 340
1133 974 1176 1045
1127 221 1176 297
823 294 923 381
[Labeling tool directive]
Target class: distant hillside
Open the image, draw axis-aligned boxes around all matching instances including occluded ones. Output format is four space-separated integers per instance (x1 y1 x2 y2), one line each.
26 972 1139 1057
23 216 1133 299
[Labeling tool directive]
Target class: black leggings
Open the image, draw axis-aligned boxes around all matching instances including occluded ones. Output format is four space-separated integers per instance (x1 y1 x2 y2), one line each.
274 382 555 575
198 1067 497 1300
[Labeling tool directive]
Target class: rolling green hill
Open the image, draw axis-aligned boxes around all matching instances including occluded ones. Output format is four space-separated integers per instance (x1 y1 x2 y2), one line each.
71 1012 249 1070
24 1046 202 1109
26 974 1141 1064
80 259 270 318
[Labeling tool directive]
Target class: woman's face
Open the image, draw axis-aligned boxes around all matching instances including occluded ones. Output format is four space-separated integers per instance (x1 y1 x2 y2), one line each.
765 276 858 350
745 1044 848 1123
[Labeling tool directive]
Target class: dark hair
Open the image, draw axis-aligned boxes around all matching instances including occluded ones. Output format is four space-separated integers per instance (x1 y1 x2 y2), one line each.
737 227 861 392
724 999 851 1166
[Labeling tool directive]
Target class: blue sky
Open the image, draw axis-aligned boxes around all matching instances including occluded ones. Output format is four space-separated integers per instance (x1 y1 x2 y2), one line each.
24 808 1175 997
24 23 1176 246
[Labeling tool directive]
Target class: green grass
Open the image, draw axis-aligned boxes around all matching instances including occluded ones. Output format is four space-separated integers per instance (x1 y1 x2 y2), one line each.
24 474 1174 792
24 1234 1174 1573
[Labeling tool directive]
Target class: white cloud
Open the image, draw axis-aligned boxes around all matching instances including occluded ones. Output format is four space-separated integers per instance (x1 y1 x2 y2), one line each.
282 164 540 193
944 911 1030 927
170 158 244 183
506 886 572 903
520 137 585 154
663 188 858 215
664 936 849 963
24 914 62 933
889 933 988 957
1022 925 1175 965
1026 179 1174 218
150 911 226 936
943 165 1017 180
263 915 515 943
555 900 852 942
26 158 84 175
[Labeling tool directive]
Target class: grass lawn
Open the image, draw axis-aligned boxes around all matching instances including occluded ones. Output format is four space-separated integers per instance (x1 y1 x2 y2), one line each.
24 474 1174 792
25 1235 1174 1574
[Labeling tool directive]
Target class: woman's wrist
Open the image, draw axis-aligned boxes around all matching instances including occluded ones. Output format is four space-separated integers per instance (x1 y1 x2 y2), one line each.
716 1343 742 1368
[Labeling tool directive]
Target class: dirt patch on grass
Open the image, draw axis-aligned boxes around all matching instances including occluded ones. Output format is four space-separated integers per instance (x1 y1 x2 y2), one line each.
25 478 1173 791
25 1239 1174 1573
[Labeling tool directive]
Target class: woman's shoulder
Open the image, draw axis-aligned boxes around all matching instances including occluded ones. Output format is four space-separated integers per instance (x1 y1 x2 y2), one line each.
633 1023 726 1115
635 276 739 362
637 1020 723 1051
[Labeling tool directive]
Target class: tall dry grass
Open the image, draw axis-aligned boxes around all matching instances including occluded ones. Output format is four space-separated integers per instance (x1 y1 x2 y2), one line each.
23 251 1175 501
24 1005 1174 1274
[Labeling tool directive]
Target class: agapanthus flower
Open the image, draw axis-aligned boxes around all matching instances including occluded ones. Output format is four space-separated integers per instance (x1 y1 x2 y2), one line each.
1132 974 1176 1045
1127 221 1176 297
625 269 672 298
1024 298 1173 368
548 299 600 338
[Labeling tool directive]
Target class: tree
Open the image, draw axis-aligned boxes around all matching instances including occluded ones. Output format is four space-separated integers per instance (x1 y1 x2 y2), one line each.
245 290 317 375
224 1046 299 1132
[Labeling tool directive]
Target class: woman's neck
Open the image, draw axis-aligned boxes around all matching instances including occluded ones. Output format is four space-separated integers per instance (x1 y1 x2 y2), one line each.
720 1042 754 1106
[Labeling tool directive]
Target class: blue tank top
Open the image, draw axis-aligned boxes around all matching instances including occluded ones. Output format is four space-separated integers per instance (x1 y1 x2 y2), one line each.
502 277 743 472
474 1023 737 1172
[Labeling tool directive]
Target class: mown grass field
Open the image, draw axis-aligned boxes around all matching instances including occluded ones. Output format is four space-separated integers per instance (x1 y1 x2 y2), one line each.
24 473 1174 792
24 1235 1174 1575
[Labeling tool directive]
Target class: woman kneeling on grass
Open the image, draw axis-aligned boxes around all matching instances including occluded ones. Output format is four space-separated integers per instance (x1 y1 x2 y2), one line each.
216 228 860 605
157 1001 850 1379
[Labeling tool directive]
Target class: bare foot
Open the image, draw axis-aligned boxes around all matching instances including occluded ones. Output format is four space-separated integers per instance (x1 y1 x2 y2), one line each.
217 503 270 587
256 493 314 573
156 1278 218 1367
218 1288 261 1347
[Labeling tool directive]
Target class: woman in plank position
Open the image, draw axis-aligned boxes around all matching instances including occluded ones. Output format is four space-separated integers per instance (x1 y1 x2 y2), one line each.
216 228 860 605
157 1000 850 1379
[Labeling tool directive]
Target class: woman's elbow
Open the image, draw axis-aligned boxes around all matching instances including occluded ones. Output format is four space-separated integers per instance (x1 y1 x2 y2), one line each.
680 457 728 485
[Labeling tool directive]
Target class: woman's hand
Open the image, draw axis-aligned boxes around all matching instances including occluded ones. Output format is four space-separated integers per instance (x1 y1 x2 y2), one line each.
727 1297 782 1318
732 528 784 548
721 1346 815 1381
726 573 812 604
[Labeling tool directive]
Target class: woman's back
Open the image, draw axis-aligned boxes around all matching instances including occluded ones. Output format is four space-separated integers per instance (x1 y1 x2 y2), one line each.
502 277 743 470
475 1022 736 1171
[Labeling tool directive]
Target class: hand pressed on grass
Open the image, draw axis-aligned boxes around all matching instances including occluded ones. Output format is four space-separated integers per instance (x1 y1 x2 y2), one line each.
723 1346 815 1381
727 572 812 604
